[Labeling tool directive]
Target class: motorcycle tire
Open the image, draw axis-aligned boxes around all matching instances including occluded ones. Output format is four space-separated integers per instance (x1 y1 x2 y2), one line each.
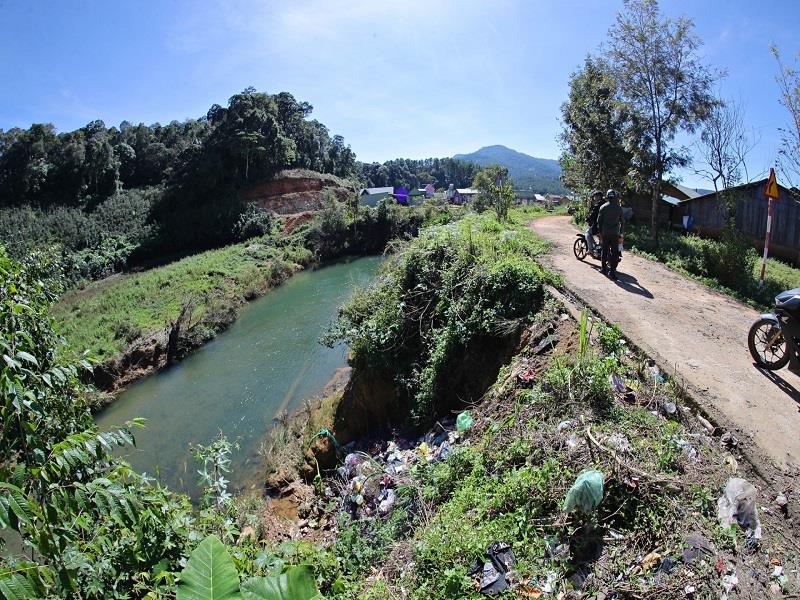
748 317 790 370
573 237 588 261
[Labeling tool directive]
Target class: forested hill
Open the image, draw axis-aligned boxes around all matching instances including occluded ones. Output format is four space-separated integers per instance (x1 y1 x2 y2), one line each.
0 88 358 270
453 145 567 194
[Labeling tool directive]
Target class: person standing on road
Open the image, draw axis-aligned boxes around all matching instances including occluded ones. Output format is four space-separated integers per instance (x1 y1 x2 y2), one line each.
585 190 604 253
597 189 623 280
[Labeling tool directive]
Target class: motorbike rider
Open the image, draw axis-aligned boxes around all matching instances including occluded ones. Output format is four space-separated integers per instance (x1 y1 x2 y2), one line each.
597 189 624 280
585 190 604 253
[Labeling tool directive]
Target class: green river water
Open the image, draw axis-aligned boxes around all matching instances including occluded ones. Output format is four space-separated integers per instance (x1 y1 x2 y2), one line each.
95 255 383 498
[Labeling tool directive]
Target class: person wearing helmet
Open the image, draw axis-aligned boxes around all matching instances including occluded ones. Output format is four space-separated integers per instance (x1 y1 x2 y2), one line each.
596 189 624 280
584 189 604 253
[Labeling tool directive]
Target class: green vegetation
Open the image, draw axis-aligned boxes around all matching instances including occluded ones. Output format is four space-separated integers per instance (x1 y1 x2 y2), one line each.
622 224 800 308
357 157 479 191
471 164 516 220
52 233 309 362
326 209 556 425
0 89 358 275
52 200 436 367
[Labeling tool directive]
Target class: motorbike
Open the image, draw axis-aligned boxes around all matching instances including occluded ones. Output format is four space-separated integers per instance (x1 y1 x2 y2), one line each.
573 232 601 261
748 288 800 370
573 232 624 262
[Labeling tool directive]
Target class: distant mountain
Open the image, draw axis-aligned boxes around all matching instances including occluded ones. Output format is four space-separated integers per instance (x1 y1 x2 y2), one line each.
453 145 567 194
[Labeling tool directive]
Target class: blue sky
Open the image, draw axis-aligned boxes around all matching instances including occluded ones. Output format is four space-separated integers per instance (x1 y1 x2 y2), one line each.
1 0 798 188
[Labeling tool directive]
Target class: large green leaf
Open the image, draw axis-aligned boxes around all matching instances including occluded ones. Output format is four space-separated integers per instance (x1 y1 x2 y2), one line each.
0 573 40 600
240 566 321 600
176 535 242 600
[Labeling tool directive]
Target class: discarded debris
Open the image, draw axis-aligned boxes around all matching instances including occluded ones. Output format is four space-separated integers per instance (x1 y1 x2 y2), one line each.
717 477 762 540
533 334 559 355
609 373 626 394
467 541 517 596
457 411 474 432
641 551 661 571
563 470 604 514
682 534 714 565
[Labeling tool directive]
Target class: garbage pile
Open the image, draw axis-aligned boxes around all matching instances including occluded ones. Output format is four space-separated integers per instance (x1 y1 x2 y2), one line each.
335 412 473 519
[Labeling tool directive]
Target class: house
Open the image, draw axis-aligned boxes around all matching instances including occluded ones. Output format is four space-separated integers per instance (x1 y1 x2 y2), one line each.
360 187 393 196
360 191 393 208
454 188 479 204
624 182 713 228
418 183 435 198
677 178 800 264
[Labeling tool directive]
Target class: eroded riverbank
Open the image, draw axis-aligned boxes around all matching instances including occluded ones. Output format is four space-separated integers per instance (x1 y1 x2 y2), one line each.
95 255 384 498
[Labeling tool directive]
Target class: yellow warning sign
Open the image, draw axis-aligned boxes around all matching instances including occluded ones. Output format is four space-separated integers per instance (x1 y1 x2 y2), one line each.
765 168 780 199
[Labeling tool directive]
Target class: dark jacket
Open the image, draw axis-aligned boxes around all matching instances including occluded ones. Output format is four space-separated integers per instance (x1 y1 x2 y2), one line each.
597 200 623 237
587 202 601 227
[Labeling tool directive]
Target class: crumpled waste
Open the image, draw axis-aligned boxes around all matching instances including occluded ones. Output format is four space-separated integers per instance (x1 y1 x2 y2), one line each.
682 534 714 565
674 438 698 462
457 411 474 432
339 418 462 519
641 551 661 571
467 541 516 596
609 373 626 394
606 432 631 454
563 470 604 514
649 365 665 384
717 477 762 539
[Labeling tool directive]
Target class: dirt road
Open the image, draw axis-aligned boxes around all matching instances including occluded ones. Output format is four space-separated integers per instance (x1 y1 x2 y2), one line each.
532 216 800 473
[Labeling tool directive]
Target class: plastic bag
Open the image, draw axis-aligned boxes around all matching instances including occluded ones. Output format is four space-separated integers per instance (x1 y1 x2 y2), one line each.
456 411 474 432
717 477 762 539
563 470 604 513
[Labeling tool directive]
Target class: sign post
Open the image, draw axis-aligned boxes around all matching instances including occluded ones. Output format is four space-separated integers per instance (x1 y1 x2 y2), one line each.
759 168 781 287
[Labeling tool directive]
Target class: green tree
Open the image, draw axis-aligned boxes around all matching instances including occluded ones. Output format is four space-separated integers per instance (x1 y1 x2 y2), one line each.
559 56 634 195
472 165 515 221
605 0 717 241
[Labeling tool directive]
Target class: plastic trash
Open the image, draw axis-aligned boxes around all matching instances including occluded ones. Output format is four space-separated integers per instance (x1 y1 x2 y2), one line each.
675 438 698 462
682 534 714 565
378 489 396 515
556 420 574 433
609 373 626 394
717 477 762 539
607 433 631 454
467 541 516 596
456 411 474 432
563 470 604 514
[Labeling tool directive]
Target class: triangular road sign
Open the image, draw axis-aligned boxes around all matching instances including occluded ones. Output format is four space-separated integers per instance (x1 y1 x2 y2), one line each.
765 168 780 199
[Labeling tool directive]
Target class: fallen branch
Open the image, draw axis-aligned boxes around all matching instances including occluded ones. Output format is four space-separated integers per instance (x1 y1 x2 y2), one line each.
585 426 685 488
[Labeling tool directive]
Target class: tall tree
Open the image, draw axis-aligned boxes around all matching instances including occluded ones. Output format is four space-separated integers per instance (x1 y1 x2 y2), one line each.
772 46 800 189
605 0 717 241
559 56 634 195
472 164 515 221
695 98 755 194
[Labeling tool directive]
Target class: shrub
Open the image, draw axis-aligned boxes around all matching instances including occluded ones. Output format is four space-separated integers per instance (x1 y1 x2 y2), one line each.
234 202 274 241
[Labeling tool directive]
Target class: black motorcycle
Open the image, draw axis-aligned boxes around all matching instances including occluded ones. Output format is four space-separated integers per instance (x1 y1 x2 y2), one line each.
748 288 800 370
573 233 601 261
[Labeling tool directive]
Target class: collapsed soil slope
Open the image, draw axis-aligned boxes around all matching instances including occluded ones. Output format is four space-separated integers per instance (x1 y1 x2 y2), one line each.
530 215 800 474
241 169 355 215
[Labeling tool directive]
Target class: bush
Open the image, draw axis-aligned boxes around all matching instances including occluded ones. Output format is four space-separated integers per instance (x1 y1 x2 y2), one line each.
327 213 554 424
234 202 274 241
701 225 758 291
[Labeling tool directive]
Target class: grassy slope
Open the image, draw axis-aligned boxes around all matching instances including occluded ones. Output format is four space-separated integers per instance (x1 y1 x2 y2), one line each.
622 224 800 309
253 210 795 598
52 239 311 361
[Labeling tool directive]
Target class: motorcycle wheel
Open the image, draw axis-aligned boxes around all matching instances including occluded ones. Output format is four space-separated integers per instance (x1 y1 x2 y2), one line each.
573 237 588 261
748 318 790 370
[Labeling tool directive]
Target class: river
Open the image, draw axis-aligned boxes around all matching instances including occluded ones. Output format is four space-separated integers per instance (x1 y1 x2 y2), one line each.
95 255 383 498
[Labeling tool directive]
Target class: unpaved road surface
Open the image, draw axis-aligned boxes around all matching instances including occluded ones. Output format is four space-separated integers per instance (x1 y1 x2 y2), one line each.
532 216 800 474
